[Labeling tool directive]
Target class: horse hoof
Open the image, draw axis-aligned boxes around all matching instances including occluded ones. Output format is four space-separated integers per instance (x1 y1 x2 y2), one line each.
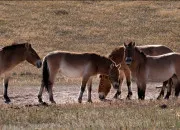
4 98 11 104
164 96 169 100
4 100 11 104
78 99 82 103
51 101 56 104
87 100 92 103
126 96 131 100
157 96 162 100
41 102 48 106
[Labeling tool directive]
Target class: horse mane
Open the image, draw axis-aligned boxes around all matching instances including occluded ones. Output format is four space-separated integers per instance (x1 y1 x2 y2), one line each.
91 53 113 67
2 43 27 51
108 46 124 64
135 46 147 59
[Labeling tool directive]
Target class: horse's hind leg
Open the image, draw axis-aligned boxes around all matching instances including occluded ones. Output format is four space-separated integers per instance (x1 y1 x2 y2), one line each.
175 82 180 98
157 80 168 100
137 83 146 100
165 79 173 99
87 77 93 103
38 82 44 103
3 76 10 103
78 76 89 103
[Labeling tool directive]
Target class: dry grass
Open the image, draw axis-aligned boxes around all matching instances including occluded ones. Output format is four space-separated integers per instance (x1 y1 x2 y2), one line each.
0 1 180 129
0 1 180 85
0 100 179 130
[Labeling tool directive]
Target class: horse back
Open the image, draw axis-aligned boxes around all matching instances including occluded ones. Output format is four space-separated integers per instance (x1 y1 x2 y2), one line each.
139 45 172 56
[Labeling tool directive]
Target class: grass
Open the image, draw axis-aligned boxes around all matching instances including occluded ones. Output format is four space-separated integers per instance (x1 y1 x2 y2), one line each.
0 1 179 129
0 100 179 130
0 1 179 85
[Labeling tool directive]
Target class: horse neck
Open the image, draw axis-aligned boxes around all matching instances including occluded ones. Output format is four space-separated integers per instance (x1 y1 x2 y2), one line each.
1 46 27 71
132 47 147 67
95 55 111 75
109 46 124 64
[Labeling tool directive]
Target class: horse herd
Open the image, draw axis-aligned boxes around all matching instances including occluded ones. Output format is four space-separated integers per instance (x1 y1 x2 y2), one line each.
0 42 179 104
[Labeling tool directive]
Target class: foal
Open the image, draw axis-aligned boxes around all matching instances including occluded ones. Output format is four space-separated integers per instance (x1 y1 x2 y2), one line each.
0 43 42 103
38 51 120 104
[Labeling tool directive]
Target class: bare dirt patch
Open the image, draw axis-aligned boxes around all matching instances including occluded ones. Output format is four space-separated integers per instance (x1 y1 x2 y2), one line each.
0 81 165 106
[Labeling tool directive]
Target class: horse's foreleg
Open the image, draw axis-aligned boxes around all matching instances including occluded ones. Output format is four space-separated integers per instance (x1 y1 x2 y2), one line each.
78 77 89 103
113 77 123 99
87 77 93 103
124 68 132 99
3 76 10 103
137 83 146 100
157 80 168 100
113 70 123 99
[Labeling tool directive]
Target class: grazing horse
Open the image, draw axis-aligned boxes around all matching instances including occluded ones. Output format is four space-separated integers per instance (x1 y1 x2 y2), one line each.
0 43 42 103
124 41 180 100
38 51 120 104
98 44 173 100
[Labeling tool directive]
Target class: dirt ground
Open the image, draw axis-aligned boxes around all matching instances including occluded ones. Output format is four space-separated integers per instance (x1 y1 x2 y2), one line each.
0 81 168 105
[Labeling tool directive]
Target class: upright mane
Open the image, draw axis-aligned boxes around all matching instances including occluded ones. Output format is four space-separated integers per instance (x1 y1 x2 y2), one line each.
135 46 147 59
108 46 124 64
91 53 113 70
2 43 27 51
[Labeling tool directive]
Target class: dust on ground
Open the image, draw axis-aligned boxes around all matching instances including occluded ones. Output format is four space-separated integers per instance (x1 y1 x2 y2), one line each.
0 81 170 105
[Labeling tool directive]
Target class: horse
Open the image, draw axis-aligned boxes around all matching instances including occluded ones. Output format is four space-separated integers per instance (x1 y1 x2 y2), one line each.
0 43 42 103
38 51 120 104
124 41 180 100
98 44 173 100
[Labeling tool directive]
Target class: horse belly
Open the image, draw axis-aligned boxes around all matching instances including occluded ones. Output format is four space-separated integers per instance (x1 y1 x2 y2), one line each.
146 65 175 82
60 61 92 78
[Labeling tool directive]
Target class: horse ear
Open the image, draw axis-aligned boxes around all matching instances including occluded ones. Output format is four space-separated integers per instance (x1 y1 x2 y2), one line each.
124 42 127 47
25 43 31 49
110 63 115 69
132 42 135 46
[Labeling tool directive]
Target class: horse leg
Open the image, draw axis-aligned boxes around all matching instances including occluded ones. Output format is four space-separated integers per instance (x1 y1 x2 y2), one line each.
157 80 168 100
3 76 10 103
124 68 132 100
175 82 180 98
47 67 58 104
38 82 44 103
87 77 93 103
137 83 146 100
113 73 123 99
165 79 173 99
48 82 56 104
78 76 89 103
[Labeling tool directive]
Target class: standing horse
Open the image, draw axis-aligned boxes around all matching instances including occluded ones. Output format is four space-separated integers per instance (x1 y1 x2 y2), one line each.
124 41 180 100
38 51 120 104
0 43 42 103
98 44 173 100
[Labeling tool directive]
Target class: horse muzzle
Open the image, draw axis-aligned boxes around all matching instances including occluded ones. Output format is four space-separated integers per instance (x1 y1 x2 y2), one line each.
36 60 42 68
125 57 132 65
99 92 105 101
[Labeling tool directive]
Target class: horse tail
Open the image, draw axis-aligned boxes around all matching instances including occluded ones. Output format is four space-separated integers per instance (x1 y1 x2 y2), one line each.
42 57 50 92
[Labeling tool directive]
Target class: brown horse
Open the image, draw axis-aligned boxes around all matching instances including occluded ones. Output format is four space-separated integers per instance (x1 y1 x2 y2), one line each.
38 51 120 104
98 44 173 100
0 43 42 103
124 41 180 99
